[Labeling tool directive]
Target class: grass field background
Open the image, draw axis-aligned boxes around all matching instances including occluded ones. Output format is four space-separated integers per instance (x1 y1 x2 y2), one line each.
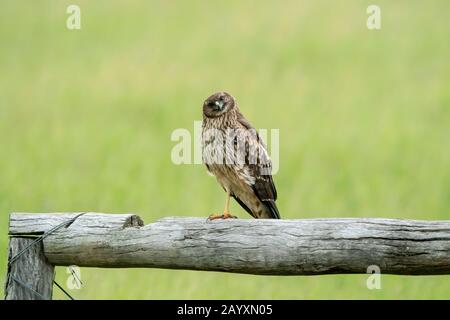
1 0 449 299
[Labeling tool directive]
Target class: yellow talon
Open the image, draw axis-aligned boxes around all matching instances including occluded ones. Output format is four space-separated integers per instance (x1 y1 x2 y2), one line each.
207 213 238 221
206 191 238 221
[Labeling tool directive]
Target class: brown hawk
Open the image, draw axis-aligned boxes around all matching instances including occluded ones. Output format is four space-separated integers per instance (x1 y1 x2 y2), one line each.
202 92 280 220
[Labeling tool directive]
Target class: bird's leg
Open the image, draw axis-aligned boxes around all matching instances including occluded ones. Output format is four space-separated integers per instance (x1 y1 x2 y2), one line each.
207 191 238 221
222 192 237 219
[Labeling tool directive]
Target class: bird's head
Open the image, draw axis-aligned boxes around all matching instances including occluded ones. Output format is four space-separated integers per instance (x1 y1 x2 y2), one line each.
203 92 236 118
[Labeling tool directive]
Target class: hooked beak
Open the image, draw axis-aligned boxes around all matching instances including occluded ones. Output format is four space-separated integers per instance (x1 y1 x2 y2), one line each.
214 100 224 111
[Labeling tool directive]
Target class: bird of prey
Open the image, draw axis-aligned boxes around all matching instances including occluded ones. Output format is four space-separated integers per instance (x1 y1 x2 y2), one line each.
202 92 280 220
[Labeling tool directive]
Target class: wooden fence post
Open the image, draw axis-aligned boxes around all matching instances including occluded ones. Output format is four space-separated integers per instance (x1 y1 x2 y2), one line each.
4 237 55 300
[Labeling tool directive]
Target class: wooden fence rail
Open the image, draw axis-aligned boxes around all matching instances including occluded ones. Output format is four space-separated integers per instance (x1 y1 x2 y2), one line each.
5 213 450 299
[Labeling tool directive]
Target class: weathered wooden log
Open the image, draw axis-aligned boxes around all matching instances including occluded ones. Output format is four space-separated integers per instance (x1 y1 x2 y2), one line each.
8 212 143 236
7 213 450 276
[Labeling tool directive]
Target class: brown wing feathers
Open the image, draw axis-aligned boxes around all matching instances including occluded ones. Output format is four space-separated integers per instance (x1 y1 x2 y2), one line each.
237 113 281 219
250 166 280 219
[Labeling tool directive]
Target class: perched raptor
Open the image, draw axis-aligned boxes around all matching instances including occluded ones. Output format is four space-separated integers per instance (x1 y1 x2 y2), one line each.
202 92 280 220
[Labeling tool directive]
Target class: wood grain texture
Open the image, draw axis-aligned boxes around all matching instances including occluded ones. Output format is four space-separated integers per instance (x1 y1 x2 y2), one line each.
5 238 55 300
8 213 450 276
9 212 143 235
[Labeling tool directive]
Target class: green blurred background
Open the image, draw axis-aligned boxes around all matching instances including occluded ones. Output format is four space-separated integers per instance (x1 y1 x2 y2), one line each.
1 0 449 299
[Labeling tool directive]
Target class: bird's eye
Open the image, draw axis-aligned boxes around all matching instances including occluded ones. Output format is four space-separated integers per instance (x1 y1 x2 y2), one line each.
207 102 215 107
